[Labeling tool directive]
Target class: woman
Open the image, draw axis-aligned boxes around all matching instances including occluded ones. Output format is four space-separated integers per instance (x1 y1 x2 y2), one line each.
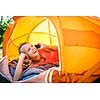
13 42 59 82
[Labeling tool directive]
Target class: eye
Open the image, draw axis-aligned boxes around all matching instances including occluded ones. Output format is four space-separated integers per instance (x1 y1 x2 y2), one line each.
31 45 33 47
27 48 31 52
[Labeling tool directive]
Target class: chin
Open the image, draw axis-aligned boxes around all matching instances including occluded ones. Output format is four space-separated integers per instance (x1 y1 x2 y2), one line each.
31 55 40 61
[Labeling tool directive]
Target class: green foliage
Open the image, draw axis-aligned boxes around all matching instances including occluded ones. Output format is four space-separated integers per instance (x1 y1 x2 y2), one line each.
0 16 13 49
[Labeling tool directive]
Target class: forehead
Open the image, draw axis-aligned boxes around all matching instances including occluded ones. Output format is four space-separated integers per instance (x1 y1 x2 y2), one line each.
22 43 30 48
20 43 34 52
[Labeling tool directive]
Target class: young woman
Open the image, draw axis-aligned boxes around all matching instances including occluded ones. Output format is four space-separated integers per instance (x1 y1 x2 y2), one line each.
13 42 59 82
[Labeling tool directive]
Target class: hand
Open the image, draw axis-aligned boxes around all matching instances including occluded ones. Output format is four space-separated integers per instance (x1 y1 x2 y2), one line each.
37 43 47 48
20 53 27 59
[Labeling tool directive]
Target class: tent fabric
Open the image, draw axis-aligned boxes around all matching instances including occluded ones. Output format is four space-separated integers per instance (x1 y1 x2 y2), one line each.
3 16 58 60
48 16 100 73
2 16 100 82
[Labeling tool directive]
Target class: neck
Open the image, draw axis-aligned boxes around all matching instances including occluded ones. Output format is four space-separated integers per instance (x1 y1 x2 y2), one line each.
32 54 46 63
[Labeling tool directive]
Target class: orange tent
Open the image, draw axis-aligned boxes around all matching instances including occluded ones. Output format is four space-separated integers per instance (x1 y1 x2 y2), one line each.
3 16 100 82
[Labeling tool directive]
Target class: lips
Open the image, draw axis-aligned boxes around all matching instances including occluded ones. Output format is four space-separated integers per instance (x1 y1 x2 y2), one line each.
32 48 37 54
33 50 37 54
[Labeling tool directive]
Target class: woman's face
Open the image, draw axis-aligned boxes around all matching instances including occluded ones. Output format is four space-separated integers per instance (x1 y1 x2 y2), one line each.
20 43 40 60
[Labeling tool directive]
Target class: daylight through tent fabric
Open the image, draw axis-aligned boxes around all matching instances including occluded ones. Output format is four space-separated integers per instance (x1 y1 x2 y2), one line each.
3 16 100 82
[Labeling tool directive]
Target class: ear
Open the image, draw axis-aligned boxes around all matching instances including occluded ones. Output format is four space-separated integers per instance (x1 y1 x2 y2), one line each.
24 53 31 60
23 54 29 60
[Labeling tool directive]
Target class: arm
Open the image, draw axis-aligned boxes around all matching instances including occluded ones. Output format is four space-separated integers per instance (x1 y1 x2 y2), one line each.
13 53 26 81
38 43 58 52
42 45 58 53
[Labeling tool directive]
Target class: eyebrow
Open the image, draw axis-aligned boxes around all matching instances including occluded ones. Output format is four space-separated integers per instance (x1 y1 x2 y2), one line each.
25 44 31 52
25 44 34 52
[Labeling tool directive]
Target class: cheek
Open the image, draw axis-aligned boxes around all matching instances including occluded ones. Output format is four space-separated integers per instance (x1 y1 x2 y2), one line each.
27 51 32 57
28 51 35 57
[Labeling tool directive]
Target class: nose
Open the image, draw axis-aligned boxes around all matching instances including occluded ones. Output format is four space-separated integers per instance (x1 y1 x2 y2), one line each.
32 46 36 51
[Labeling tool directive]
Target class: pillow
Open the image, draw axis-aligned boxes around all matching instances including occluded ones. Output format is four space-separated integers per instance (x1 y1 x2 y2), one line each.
0 56 13 82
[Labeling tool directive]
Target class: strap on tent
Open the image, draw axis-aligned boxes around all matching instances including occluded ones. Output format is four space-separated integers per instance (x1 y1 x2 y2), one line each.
77 61 100 83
